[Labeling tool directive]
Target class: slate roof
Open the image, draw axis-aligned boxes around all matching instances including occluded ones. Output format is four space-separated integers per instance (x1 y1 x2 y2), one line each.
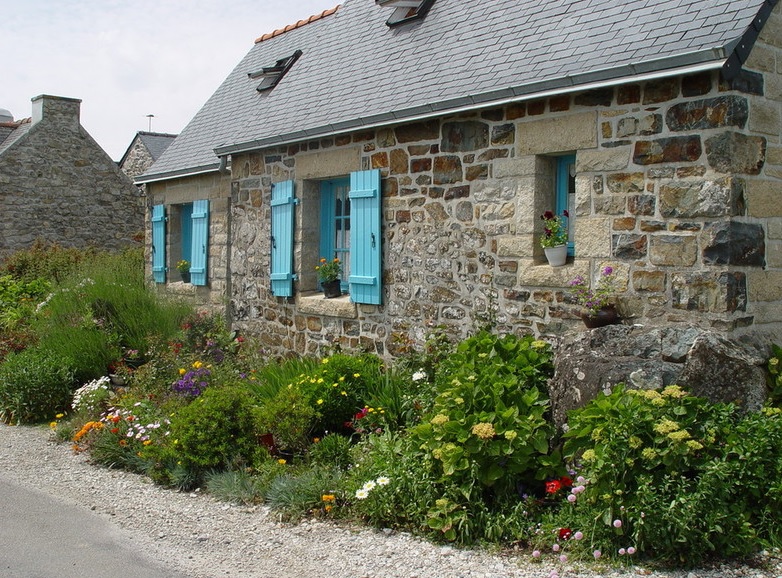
119 131 178 166
0 119 31 156
139 0 773 183
138 132 177 161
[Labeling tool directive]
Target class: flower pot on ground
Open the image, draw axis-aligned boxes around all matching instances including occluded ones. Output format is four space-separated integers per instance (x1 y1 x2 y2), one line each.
581 304 620 328
322 279 342 299
544 244 567 267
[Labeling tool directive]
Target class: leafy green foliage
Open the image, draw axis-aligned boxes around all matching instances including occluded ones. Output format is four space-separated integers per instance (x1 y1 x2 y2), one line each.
412 332 558 498
308 433 353 470
255 382 317 454
168 386 264 476
554 386 782 565
297 353 383 435
768 343 782 405
0 347 75 423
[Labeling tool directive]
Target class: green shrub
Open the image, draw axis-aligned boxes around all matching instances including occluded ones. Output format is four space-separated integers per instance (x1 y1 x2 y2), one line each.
241 356 320 403
309 433 353 470
298 353 384 435
768 344 782 405
553 385 782 565
32 249 192 382
412 332 558 499
168 386 264 476
1 241 94 284
0 347 75 423
255 383 317 454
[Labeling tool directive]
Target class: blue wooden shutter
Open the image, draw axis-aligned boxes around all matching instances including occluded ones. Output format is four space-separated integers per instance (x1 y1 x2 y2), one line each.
190 199 209 286
555 155 576 257
270 180 296 297
348 169 382 305
151 204 166 283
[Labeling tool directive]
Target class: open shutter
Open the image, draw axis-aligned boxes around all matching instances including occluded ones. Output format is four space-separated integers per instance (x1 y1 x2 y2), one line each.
348 169 382 305
270 180 296 297
151 204 166 283
190 199 209 286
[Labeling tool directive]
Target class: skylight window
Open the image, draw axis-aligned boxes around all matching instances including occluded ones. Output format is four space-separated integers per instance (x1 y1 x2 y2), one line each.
248 50 303 92
376 0 435 27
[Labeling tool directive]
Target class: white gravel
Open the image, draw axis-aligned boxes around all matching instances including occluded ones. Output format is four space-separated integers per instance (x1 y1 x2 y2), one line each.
1 423 780 578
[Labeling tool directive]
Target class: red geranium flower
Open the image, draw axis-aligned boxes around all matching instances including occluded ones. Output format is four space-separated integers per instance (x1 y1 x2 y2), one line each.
558 527 572 540
560 476 573 488
545 479 562 494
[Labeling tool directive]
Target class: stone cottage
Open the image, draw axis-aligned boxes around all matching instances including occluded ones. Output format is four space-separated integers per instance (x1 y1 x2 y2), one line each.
137 0 782 358
119 131 177 193
0 95 144 255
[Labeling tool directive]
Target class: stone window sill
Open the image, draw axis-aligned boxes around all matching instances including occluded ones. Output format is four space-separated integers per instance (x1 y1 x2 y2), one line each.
298 291 358 318
518 258 589 288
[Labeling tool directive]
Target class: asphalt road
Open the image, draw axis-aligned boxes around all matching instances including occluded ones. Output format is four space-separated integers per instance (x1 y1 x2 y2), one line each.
0 472 186 578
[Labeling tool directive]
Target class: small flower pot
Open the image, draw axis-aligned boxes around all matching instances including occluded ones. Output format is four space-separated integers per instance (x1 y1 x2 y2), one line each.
581 305 620 329
179 271 191 283
322 279 342 298
544 245 567 267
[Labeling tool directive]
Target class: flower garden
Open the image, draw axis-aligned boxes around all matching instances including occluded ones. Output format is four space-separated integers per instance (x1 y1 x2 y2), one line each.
1 244 781 572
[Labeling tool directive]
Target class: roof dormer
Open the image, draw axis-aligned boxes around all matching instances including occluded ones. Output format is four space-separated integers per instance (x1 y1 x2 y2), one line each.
376 0 435 27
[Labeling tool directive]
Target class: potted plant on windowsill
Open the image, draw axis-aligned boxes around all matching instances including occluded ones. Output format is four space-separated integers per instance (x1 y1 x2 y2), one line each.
316 257 342 298
568 265 620 328
176 260 191 283
540 210 569 266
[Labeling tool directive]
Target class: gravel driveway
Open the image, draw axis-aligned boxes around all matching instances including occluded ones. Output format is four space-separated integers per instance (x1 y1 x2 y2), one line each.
1 423 779 578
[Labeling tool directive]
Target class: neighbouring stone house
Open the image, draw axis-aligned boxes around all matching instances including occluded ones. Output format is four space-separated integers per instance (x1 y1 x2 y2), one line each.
119 131 177 193
0 95 144 256
137 0 782 358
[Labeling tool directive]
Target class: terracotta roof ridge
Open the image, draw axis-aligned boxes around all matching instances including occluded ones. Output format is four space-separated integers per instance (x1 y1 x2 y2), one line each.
254 5 340 44
0 117 31 128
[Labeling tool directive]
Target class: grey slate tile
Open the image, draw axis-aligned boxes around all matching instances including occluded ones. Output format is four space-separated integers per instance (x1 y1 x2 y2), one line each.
141 0 770 181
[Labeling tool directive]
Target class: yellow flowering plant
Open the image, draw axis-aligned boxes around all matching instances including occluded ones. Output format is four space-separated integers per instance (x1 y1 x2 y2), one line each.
176 259 190 273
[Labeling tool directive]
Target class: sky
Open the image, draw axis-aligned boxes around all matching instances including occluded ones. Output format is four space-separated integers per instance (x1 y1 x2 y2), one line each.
1 0 339 161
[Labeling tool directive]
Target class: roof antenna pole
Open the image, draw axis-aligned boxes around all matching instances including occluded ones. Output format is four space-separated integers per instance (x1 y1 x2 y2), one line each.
146 114 154 132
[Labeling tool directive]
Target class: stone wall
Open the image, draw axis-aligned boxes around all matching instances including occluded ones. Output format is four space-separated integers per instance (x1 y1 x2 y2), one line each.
226 52 782 357
0 96 143 255
145 172 232 309
219 8 782 357
120 139 154 182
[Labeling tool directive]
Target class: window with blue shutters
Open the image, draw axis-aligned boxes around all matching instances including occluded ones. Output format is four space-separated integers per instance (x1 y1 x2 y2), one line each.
348 169 382 305
270 180 297 297
319 178 351 291
190 199 209 286
555 155 576 257
151 204 166 283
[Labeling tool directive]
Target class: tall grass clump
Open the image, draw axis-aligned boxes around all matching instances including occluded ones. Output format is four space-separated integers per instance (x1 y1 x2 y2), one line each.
31 248 192 381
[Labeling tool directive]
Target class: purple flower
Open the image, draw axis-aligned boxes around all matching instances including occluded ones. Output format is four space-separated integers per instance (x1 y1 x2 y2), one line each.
613 519 622 528
602 266 613 276
593 550 602 559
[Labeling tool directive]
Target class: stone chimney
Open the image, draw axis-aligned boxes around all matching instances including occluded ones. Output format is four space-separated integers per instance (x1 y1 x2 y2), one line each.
31 95 81 128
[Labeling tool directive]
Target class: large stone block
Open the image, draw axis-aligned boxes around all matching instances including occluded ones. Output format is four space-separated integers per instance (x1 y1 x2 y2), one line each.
705 131 766 175
296 147 361 179
517 259 589 287
395 120 440 143
493 155 539 178
666 96 748 131
650 235 698 266
747 270 782 302
606 172 644 194
633 136 702 165
576 147 631 172
749 97 781 136
441 121 490 152
746 179 782 217
612 233 648 259
632 270 666 292
702 221 766 266
660 177 745 218
574 217 612 257
671 271 747 312
433 155 463 184
517 111 598 155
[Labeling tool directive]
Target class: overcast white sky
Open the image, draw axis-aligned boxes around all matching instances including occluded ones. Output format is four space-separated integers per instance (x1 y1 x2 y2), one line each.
1 0 339 161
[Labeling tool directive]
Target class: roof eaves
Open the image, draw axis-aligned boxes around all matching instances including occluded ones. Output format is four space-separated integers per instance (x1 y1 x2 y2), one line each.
214 44 735 158
135 162 221 185
722 0 779 79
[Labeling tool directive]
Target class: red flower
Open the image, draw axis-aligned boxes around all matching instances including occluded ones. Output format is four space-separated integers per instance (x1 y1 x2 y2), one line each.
355 407 369 420
542 210 555 220
545 479 562 494
560 476 573 488
558 527 572 540
563 209 569 218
